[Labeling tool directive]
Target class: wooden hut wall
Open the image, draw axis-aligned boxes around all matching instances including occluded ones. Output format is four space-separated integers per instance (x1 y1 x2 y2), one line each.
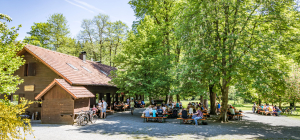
41 85 74 124
74 98 90 113
12 52 61 115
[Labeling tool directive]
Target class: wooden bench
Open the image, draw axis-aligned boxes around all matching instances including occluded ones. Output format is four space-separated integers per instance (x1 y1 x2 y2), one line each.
265 111 274 116
177 118 206 125
259 111 265 115
141 116 167 123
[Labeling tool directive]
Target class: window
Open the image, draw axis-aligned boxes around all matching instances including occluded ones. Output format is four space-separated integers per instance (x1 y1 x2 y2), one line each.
24 63 36 76
81 66 92 73
12 95 19 105
66 63 78 70
100 70 108 76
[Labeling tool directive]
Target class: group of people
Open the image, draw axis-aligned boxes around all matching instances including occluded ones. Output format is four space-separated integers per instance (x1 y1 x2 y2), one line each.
254 102 282 116
92 100 108 119
164 101 182 109
142 102 207 125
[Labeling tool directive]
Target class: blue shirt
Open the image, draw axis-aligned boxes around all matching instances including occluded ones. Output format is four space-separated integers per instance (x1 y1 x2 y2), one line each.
145 110 150 117
176 103 179 107
141 101 145 105
152 110 157 117
218 104 221 109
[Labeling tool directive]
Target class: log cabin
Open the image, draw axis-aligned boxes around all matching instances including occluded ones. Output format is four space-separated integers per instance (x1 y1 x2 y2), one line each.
0 45 125 124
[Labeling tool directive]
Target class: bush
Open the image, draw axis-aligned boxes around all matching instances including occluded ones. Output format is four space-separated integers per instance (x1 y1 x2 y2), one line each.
0 95 34 139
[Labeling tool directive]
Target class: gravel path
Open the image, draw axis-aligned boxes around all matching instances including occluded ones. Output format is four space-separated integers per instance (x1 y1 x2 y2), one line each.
25 109 300 140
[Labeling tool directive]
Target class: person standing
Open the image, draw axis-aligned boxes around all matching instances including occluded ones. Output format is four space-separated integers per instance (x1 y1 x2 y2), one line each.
127 98 130 105
102 100 107 119
98 100 102 117
130 99 135 115
253 102 256 113
217 102 221 113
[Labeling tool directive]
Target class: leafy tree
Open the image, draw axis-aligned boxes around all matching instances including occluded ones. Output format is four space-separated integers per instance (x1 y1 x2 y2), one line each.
0 14 24 94
77 13 128 65
23 22 51 48
47 13 70 50
111 15 172 98
177 0 298 122
129 0 178 102
0 13 34 140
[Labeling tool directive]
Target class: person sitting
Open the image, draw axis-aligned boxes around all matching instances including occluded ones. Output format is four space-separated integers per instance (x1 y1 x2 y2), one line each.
141 100 145 107
189 106 194 114
229 106 235 120
161 102 165 107
92 105 98 115
176 102 180 108
192 107 203 125
157 106 164 122
143 108 151 121
179 102 182 109
181 108 188 123
162 105 166 112
148 105 153 113
152 107 157 120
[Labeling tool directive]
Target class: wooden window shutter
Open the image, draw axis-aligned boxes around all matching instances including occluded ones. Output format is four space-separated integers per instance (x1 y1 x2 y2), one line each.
24 64 28 76
19 94 25 104
28 63 36 76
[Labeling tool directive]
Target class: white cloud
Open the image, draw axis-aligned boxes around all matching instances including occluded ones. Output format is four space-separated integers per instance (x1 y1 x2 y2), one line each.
73 0 106 14
65 0 95 13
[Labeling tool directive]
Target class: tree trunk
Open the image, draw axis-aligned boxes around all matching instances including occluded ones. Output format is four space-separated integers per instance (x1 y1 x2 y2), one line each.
176 94 180 103
165 95 169 104
200 95 204 104
169 95 173 102
258 99 261 106
209 84 217 115
220 85 229 122
279 97 282 109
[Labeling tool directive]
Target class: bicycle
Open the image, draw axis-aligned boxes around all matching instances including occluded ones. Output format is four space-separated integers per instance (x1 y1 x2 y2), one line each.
87 110 97 124
76 111 88 126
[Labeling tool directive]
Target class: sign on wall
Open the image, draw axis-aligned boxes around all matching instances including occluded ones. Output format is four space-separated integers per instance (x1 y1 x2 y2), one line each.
24 85 34 91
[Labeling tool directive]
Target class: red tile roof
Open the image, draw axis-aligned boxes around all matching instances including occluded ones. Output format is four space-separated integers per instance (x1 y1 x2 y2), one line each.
35 79 95 100
21 45 116 86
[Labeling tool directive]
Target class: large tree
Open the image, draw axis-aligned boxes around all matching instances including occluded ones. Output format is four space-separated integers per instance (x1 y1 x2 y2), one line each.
111 15 172 98
129 0 178 102
0 13 34 140
178 0 299 121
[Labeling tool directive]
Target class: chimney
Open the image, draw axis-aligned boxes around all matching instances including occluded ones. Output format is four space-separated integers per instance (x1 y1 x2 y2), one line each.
79 51 86 62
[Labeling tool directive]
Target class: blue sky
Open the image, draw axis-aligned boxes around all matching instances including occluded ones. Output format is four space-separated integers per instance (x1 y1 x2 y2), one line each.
1 0 136 41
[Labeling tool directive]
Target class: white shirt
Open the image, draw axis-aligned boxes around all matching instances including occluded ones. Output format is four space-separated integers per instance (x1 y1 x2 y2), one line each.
162 107 166 112
98 102 102 106
102 102 107 109
189 108 193 114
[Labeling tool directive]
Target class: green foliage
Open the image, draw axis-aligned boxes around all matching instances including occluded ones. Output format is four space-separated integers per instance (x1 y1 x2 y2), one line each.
111 15 173 97
0 13 33 140
0 96 34 140
23 22 51 48
176 0 299 121
77 13 128 66
23 13 83 57
0 13 25 94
